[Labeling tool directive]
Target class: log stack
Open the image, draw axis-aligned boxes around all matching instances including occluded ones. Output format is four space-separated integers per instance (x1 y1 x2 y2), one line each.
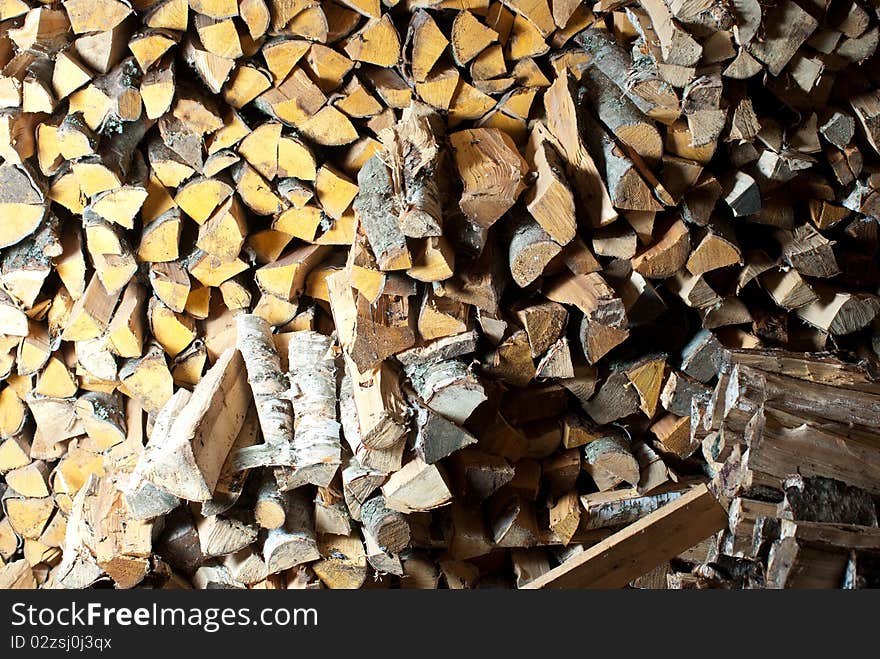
672 350 880 589
0 0 879 590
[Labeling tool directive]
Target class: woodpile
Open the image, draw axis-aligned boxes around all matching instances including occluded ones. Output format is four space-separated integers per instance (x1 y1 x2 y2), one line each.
678 350 880 589
1 0 880 590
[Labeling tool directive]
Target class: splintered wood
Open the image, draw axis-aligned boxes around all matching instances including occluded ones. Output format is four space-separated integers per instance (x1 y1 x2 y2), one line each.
1 0 880 591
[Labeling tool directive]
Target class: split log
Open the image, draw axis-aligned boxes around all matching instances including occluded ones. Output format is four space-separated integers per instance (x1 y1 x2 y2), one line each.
583 370 640 425
544 73 616 227
405 358 486 425
582 433 640 491
338 372 403 476
345 357 409 452
525 124 576 244
232 314 294 469
543 272 629 364
197 514 258 558
382 458 453 513
312 533 368 589
141 348 250 501
449 128 527 229
414 403 477 464
508 213 562 288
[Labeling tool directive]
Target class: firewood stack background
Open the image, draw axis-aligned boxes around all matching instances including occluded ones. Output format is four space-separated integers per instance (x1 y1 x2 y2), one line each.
0 0 879 590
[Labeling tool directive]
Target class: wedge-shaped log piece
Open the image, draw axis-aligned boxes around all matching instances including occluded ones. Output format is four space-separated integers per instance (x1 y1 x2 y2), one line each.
631 217 690 279
119 343 173 414
74 391 127 451
450 128 527 229
4 496 55 540
405 358 486 425
747 1 818 76
581 110 662 213
0 164 46 249
525 124 576 244
255 244 329 301
543 272 629 364
508 212 562 288
796 288 880 335
141 348 251 501
312 532 369 589
406 10 447 82
197 514 258 558
344 355 409 451
382 457 453 513
123 389 188 520
414 402 478 464
451 11 498 65
626 355 666 418
327 270 415 371
582 432 640 491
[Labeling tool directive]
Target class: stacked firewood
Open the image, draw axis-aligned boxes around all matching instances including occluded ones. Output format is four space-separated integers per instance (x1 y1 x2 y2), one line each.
1 0 880 590
661 350 880 589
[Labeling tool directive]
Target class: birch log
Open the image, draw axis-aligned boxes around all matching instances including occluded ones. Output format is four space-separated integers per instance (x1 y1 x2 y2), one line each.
280 330 342 489
232 314 295 469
